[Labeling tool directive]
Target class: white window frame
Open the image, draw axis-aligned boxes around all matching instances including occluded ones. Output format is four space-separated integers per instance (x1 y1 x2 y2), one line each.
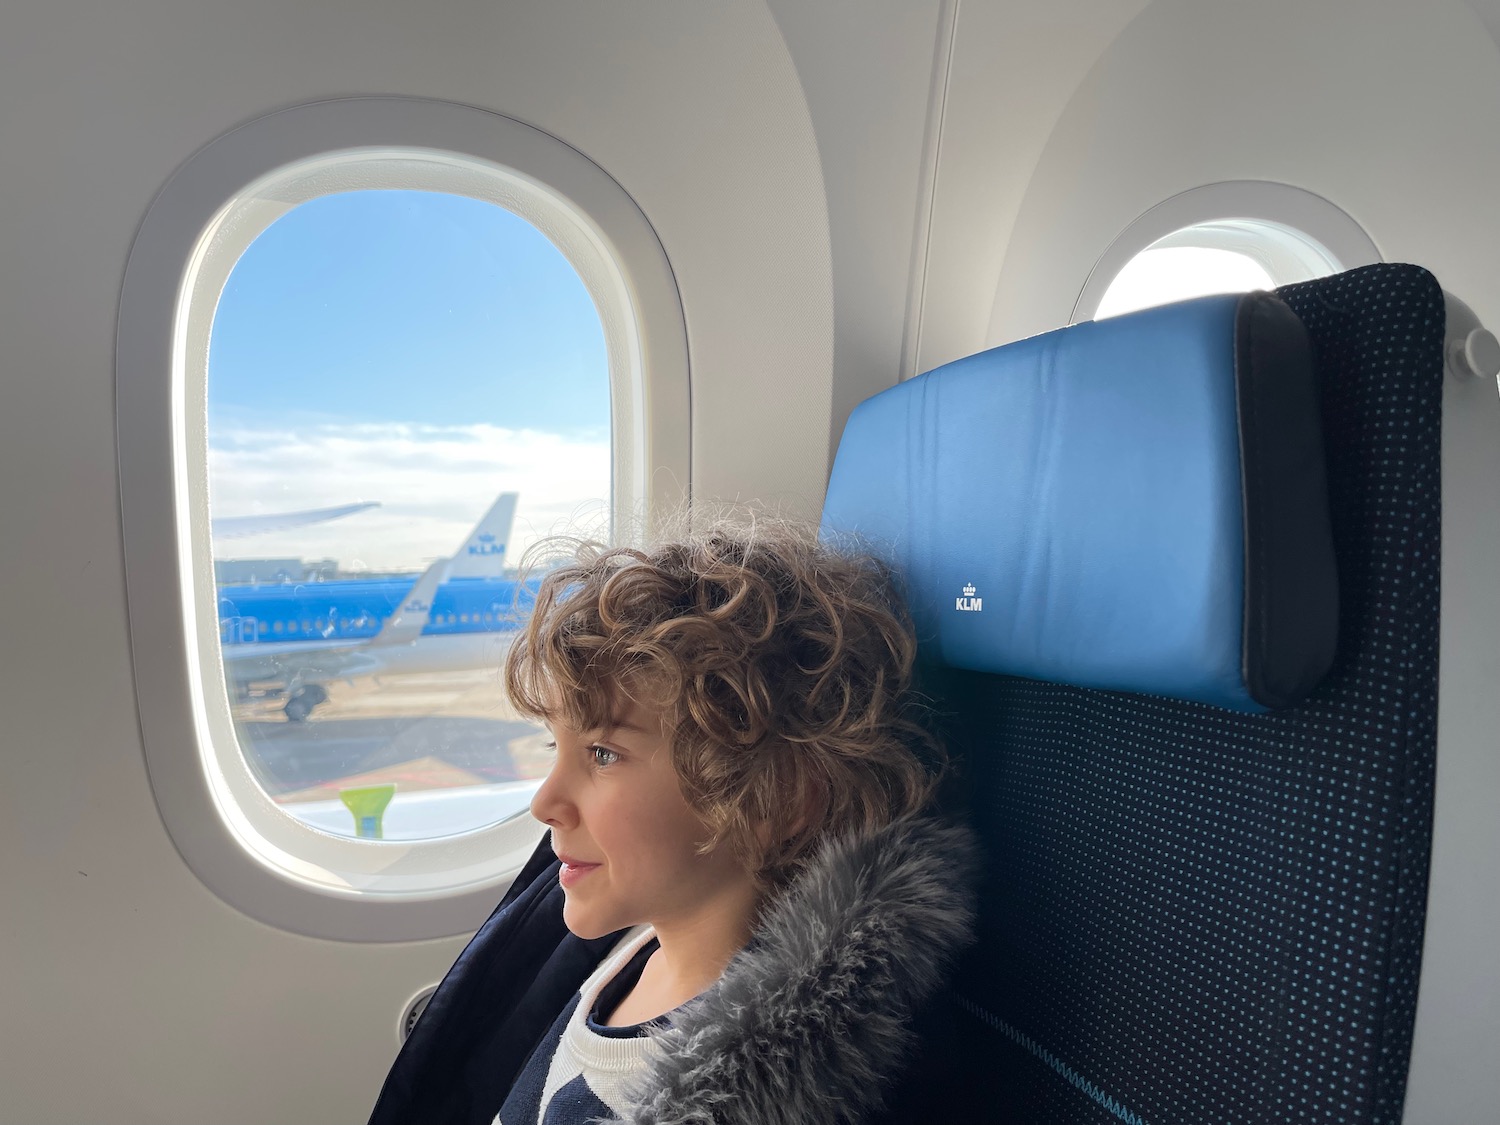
117 97 689 941
1073 180 1382 324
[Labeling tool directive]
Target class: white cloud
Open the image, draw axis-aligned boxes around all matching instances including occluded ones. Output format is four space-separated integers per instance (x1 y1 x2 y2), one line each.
210 422 610 571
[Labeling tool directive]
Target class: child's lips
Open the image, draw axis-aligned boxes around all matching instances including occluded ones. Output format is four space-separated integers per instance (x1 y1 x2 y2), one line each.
558 856 601 888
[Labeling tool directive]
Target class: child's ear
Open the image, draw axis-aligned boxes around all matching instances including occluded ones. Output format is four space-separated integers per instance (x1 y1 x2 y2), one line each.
780 781 829 845
750 774 829 853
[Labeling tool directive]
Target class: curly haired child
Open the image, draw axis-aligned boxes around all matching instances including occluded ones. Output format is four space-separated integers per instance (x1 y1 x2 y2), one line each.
369 523 976 1125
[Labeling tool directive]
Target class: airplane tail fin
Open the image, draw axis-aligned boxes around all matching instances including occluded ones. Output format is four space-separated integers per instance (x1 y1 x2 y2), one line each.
442 491 520 579
369 560 446 647
369 491 518 646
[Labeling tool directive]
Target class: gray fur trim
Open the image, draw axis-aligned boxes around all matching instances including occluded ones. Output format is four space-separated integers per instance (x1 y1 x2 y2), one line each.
610 816 977 1125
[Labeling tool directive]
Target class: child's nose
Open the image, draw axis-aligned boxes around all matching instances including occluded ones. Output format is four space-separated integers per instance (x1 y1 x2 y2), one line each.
529 760 575 829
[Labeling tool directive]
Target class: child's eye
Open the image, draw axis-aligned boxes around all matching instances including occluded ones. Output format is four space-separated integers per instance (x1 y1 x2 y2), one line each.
591 745 620 768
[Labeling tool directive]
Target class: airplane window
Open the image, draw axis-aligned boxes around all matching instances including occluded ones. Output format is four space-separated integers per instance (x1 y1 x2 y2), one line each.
208 189 609 843
119 98 687 936
1093 244 1275 319
1076 184 1380 324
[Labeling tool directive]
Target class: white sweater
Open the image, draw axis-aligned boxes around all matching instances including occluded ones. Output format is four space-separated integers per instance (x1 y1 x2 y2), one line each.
497 926 660 1125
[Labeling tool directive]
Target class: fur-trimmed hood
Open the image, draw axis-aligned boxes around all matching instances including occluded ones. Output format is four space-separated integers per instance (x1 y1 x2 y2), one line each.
612 815 977 1125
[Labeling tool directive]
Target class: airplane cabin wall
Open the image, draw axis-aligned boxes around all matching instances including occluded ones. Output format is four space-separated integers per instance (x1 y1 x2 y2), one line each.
0 2 943 1122
910 0 1155 374
4 0 1497 1120
983 0 1500 348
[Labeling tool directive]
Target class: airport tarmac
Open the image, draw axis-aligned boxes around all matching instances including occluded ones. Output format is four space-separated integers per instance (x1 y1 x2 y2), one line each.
229 668 553 804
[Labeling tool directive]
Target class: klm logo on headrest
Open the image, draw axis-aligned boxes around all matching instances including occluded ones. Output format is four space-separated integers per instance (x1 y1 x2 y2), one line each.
468 533 506 557
956 582 982 613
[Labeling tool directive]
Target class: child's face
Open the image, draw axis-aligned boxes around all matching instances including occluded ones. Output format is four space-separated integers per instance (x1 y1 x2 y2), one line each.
530 697 758 942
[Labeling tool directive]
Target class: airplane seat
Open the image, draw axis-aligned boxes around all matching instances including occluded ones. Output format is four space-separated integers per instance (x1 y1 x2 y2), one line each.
821 263 1445 1124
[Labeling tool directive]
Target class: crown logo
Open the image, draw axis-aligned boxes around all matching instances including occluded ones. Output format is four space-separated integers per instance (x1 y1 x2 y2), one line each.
962 583 976 597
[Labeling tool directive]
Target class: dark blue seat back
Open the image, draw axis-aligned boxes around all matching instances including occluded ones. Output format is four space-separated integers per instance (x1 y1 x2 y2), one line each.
825 264 1443 1124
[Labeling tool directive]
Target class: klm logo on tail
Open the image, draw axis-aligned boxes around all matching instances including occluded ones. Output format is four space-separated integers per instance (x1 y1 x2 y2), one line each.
468 533 506 557
956 582 982 612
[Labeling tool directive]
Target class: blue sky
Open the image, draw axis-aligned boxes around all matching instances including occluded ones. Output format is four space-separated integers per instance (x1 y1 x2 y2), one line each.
209 190 609 435
207 190 613 570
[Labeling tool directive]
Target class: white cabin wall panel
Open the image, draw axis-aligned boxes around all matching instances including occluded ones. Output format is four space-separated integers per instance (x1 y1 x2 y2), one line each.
1424 351 1500 1125
985 0 1500 346
1470 0 1500 49
764 0 945 466
915 0 1150 373
0 2 833 1122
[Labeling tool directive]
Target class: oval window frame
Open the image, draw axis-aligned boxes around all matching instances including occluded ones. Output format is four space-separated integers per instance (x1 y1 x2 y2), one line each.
1073 180 1382 324
117 97 689 941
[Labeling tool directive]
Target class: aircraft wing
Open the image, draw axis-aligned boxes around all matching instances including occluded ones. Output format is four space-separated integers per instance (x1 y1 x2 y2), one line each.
221 638 384 686
211 501 380 541
367 560 446 647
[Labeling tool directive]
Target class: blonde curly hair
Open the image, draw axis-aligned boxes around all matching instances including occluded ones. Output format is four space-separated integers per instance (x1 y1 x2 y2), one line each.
503 521 940 891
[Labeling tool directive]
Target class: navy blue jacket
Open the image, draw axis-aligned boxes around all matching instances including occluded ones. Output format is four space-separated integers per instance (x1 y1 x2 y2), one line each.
369 818 980 1125
369 840 618 1125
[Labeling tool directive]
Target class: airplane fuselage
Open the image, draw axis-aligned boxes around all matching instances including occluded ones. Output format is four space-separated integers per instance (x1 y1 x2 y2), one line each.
217 575 535 688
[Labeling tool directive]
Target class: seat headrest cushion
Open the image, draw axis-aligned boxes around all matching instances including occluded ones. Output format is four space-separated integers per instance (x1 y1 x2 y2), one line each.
821 291 1338 712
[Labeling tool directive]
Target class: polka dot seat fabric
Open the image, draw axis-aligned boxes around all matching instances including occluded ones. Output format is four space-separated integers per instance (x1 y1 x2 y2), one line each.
928 264 1444 1124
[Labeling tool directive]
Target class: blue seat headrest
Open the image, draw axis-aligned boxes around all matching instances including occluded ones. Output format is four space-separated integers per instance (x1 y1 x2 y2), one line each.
821 291 1338 712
